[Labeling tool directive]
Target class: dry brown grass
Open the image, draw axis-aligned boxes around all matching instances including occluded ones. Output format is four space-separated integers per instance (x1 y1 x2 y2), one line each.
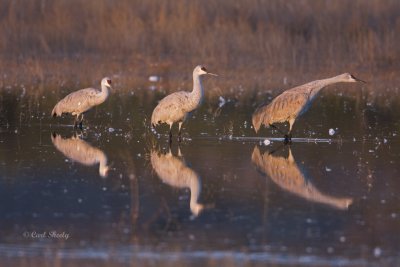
0 0 399 92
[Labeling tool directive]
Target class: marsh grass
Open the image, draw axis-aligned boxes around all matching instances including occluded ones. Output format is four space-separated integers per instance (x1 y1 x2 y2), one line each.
0 0 399 97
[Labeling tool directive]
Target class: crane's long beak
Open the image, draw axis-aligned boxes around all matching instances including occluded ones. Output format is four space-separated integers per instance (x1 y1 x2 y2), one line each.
207 72 218 76
353 75 366 83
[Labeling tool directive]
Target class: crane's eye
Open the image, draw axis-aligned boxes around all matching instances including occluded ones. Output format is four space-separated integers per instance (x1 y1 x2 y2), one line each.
201 67 207 71
107 79 112 84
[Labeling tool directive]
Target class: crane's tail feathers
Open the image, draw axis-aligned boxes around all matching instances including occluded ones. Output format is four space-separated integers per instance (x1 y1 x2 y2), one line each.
151 119 161 128
252 111 263 133
51 104 63 118
51 106 58 118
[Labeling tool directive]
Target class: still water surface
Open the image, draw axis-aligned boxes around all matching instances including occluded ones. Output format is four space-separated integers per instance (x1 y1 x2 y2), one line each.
0 82 400 266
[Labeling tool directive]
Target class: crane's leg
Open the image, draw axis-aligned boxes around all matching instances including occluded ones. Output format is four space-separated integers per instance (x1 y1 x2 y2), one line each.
78 114 84 130
288 118 294 139
284 134 291 143
178 122 183 142
73 115 79 129
168 123 173 146
269 124 286 136
284 119 295 143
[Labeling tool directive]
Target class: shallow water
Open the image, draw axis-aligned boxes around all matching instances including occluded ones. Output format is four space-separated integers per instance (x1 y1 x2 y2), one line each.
1 83 400 266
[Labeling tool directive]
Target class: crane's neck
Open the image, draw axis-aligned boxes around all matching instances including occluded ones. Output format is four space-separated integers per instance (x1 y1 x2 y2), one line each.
309 75 344 99
98 84 110 103
190 74 204 108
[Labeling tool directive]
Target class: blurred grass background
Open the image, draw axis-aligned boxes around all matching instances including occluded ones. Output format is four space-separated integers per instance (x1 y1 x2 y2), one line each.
0 0 399 91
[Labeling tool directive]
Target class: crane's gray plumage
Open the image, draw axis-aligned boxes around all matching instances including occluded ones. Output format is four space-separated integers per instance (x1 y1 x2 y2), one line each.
51 133 109 177
52 77 112 128
252 73 365 140
151 65 217 142
251 146 352 209
150 148 204 217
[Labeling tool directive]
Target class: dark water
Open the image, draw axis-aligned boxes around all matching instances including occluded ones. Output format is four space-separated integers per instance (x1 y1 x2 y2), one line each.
1 83 400 266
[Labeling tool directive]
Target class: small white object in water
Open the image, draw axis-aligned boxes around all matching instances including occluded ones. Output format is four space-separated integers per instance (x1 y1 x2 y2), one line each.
108 127 115 133
149 75 160 82
329 128 335 136
325 167 332 172
218 96 226 108
373 247 382 257
263 139 271 146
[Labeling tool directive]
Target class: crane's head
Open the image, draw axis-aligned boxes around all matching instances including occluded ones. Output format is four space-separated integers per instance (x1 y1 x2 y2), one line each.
340 73 366 83
101 77 112 88
194 65 218 77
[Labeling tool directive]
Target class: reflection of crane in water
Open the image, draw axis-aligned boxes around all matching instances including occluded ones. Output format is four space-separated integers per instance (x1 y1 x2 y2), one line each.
151 65 217 143
51 133 109 177
51 77 112 129
251 146 352 209
252 73 365 142
150 148 205 217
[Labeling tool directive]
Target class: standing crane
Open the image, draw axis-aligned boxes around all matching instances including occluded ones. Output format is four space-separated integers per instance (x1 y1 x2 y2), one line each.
52 77 112 129
252 73 365 142
151 65 217 143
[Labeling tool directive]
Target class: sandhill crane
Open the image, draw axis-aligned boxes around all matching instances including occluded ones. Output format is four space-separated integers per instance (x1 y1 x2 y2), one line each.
51 132 109 177
252 73 365 142
150 148 205 217
251 146 352 209
151 65 217 143
52 77 112 129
